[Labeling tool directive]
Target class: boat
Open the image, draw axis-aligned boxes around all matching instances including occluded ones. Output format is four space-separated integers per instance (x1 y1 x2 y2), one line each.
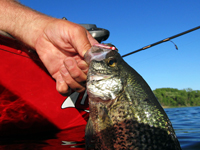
0 24 109 137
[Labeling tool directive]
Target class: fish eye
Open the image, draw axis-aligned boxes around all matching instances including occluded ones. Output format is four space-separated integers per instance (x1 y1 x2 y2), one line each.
107 58 117 67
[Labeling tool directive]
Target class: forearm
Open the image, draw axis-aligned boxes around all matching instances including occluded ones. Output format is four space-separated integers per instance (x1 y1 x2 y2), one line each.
0 0 54 48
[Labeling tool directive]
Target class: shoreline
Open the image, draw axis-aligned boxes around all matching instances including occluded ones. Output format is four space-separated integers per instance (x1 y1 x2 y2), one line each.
162 105 200 109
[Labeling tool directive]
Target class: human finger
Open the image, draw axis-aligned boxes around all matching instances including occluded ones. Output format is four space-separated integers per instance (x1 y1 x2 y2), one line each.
86 30 99 46
67 25 90 57
63 57 87 84
56 74 72 96
60 64 86 93
77 59 89 74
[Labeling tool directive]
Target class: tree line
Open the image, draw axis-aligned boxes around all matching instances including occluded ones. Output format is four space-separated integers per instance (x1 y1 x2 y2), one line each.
153 88 200 107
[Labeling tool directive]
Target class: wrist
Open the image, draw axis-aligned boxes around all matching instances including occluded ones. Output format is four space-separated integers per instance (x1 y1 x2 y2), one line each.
21 14 55 49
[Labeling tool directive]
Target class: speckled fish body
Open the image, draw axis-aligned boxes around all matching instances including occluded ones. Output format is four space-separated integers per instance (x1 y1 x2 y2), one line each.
84 44 181 150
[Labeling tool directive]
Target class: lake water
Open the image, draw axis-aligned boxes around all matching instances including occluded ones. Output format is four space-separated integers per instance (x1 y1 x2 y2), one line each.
165 106 200 150
0 106 199 150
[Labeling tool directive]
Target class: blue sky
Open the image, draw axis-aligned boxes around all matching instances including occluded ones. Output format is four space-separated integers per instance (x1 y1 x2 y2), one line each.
20 0 200 90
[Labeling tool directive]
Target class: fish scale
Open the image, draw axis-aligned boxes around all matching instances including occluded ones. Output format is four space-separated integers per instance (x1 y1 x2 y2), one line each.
85 44 181 150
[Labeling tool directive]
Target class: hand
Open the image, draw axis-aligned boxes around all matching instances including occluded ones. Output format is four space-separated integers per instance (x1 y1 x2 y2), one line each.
34 19 98 95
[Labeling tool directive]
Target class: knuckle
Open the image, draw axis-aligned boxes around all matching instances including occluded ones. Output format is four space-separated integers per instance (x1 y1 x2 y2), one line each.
56 82 71 96
66 79 73 85
73 24 85 34
70 25 86 40
72 70 82 79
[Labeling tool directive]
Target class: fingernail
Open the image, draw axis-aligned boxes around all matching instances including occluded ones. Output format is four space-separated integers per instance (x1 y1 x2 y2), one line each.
82 61 88 68
78 60 88 70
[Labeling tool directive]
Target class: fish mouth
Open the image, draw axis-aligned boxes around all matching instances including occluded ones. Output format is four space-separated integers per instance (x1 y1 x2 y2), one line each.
86 74 122 101
89 75 111 82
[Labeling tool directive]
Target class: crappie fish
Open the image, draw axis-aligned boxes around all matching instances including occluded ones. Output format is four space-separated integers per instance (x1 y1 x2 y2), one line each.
84 44 181 150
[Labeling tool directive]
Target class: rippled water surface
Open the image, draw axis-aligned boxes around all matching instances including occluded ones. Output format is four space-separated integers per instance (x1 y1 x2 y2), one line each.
0 106 200 150
165 106 200 150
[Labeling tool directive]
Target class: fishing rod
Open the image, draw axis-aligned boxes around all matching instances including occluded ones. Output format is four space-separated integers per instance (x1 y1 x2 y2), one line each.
122 26 200 58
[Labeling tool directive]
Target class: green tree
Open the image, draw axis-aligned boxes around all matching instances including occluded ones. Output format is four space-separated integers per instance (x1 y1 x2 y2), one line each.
153 88 200 107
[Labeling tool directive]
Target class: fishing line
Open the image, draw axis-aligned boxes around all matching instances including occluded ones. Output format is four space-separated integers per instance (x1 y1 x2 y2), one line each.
122 26 200 58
